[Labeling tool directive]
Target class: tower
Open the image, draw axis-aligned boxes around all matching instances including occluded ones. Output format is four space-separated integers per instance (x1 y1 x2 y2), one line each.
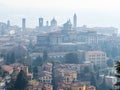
39 18 43 28
7 20 10 27
22 18 26 31
46 21 49 27
50 18 57 27
63 19 72 31
73 13 77 30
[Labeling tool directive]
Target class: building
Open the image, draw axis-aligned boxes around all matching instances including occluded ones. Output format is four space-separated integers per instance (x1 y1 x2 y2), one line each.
39 18 43 28
105 76 117 89
57 82 96 90
85 51 107 68
2 65 13 74
26 82 53 90
63 20 72 31
73 13 77 30
49 32 62 45
38 71 52 84
22 18 26 31
38 63 52 84
10 63 33 79
7 20 10 28
0 22 8 34
37 34 49 46
50 18 57 27
40 63 52 72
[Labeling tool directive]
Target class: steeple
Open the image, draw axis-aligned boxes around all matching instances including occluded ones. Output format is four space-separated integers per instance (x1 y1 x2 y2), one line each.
39 18 43 28
73 13 77 30
22 18 26 31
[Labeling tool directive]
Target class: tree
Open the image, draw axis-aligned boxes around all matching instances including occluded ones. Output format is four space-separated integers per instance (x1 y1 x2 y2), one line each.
107 59 114 67
43 50 48 62
90 72 97 87
33 56 43 66
64 53 79 64
5 52 15 64
33 66 38 79
14 70 28 90
98 76 109 90
0 66 3 76
10 52 16 64
77 66 91 81
5 79 16 90
115 61 120 90
111 47 118 58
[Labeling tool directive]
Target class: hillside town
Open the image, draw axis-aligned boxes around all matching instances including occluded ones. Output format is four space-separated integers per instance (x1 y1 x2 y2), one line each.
0 14 119 90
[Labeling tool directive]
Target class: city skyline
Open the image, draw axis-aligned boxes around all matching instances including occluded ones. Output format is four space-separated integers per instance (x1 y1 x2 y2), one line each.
0 0 120 30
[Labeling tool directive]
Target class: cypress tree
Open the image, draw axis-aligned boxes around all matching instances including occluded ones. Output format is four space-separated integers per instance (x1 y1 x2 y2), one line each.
14 70 28 90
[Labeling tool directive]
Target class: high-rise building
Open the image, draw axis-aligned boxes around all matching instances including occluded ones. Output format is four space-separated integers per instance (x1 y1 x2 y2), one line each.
22 18 26 31
73 13 77 30
39 18 43 28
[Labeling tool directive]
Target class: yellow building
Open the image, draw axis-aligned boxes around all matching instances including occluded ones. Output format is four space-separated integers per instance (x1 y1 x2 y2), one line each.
70 84 86 90
57 82 96 90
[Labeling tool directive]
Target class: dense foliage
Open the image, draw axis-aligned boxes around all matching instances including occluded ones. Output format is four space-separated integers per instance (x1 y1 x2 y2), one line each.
64 53 79 64
115 61 120 90
14 70 28 90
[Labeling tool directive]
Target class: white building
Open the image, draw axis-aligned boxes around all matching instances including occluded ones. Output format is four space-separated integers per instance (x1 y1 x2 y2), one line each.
105 76 117 89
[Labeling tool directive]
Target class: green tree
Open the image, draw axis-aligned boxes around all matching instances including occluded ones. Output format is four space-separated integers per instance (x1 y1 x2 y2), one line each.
5 79 16 90
64 53 79 64
111 47 118 58
107 59 114 67
43 50 48 62
33 56 43 66
14 70 28 90
115 61 120 90
98 76 109 90
5 52 15 64
28 65 32 73
10 52 15 64
0 66 3 76
33 66 38 79
77 66 91 81
90 72 97 87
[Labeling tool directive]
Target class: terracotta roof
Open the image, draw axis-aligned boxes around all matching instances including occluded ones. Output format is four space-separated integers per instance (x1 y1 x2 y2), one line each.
2 65 13 72
87 51 105 54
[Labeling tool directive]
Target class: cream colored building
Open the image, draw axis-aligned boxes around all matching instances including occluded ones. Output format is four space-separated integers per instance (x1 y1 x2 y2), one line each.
57 83 96 90
85 51 107 68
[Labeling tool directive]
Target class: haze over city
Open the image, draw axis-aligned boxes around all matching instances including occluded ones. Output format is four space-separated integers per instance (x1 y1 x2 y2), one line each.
1 0 120 90
0 0 120 30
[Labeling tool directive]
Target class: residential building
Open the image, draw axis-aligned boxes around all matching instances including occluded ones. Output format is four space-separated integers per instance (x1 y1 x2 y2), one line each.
85 51 107 68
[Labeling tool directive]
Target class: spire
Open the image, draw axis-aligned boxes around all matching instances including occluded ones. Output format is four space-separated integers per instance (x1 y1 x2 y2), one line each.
73 13 77 30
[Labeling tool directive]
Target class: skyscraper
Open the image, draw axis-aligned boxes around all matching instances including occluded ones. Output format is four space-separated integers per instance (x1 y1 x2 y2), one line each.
73 13 77 30
22 18 26 31
39 18 43 28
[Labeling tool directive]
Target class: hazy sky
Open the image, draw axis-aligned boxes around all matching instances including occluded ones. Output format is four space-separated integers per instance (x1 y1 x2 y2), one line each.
0 0 120 29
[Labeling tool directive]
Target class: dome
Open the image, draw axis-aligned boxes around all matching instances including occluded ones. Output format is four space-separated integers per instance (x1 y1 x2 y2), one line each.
50 18 57 26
